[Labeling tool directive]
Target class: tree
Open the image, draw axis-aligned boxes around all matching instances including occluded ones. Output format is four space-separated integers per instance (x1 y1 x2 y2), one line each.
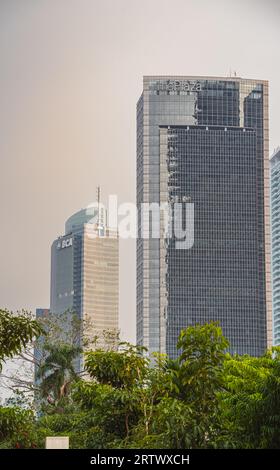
0 309 42 448
84 343 148 388
72 323 229 449
73 343 149 442
256 348 280 448
220 347 280 448
0 406 37 449
3 320 280 450
1 310 119 401
169 322 229 404
130 322 229 449
36 343 82 404
34 314 120 409
0 309 42 371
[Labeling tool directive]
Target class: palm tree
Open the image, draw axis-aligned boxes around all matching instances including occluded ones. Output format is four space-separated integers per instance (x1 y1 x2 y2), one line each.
36 343 82 403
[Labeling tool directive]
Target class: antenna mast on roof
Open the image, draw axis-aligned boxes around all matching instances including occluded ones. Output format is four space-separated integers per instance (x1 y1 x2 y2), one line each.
97 185 100 228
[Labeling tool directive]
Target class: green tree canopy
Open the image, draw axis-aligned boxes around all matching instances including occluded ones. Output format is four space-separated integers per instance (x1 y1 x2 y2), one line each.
2 321 280 449
0 309 43 371
84 343 148 388
37 343 82 404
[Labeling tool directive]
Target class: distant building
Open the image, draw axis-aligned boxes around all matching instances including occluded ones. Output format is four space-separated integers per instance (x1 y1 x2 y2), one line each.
36 204 119 374
271 148 280 345
50 205 119 347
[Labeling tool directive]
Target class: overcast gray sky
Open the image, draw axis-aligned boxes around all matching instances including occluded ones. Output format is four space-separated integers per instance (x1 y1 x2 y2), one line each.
0 0 279 344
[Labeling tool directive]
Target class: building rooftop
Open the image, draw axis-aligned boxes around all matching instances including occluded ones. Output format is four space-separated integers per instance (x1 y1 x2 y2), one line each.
65 206 99 234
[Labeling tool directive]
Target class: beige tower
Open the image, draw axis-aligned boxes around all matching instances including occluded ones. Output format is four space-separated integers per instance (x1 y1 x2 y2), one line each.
82 223 119 349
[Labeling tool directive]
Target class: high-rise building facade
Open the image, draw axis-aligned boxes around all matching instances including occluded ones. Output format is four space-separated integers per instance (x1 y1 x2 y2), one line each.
271 148 280 346
49 205 119 350
137 76 271 358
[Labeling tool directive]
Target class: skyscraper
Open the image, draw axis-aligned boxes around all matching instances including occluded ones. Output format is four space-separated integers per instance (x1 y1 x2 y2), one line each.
137 76 271 358
49 204 119 352
271 147 280 346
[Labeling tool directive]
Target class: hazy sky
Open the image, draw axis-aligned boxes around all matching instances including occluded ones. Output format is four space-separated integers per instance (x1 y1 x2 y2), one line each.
0 0 279 344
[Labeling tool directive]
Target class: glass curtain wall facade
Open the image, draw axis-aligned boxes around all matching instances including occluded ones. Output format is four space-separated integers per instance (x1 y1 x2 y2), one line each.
49 207 119 365
137 76 271 358
271 148 280 345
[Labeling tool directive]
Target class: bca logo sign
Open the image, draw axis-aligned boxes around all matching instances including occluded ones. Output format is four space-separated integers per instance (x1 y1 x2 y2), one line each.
57 238 73 250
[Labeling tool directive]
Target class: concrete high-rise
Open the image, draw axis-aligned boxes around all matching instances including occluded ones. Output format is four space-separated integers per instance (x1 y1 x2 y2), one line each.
271 148 280 346
137 76 271 358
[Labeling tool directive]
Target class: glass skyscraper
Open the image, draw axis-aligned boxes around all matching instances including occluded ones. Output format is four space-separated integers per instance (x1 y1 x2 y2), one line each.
38 205 119 362
271 148 280 346
137 76 271 358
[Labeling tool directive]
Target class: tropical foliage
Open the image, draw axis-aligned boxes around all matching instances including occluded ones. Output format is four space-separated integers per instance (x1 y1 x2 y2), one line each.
36 343 82 404
0 309 43 371
1 319 280 449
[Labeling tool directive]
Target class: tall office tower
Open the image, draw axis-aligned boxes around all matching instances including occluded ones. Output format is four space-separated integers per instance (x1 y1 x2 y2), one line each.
49 204 119 357
137 76 271 358
271 148 280 346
